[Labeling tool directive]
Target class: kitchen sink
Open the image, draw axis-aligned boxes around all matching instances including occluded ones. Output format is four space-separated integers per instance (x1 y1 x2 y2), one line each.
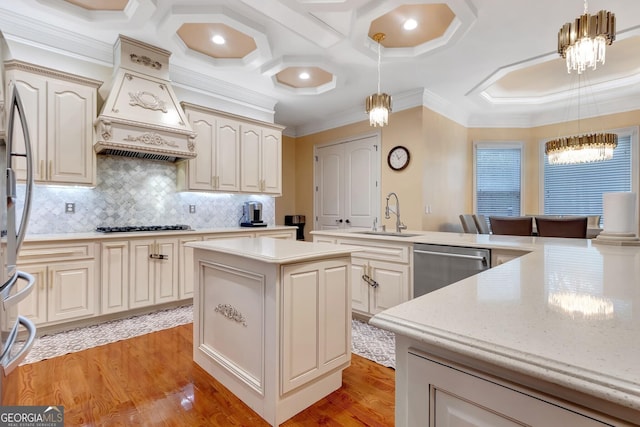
355 231 421 237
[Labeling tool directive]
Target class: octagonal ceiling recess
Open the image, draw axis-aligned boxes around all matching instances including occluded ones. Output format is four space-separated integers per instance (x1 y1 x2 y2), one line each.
368 4 455 48
177 23 257 59
276 66 333 89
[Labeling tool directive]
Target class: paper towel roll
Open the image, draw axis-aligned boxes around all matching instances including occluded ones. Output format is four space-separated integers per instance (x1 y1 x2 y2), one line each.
603 192 637 234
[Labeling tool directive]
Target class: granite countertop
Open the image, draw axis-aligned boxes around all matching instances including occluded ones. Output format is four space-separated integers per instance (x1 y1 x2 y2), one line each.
309 229 640 414
22 225 296 242
187 237 361 264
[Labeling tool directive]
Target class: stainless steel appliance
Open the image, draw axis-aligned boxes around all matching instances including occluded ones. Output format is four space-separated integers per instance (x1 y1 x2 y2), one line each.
1 88 37 398
413 243 490 298
240 201 266 227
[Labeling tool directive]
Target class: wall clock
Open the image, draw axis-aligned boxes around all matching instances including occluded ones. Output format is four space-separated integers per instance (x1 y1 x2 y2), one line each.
388 146 410 171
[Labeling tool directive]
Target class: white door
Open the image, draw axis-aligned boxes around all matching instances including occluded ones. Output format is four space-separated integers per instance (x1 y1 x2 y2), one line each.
314 135 380 231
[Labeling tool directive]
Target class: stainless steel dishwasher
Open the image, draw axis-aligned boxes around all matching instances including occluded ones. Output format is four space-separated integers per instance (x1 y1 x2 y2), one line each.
413 243 490 298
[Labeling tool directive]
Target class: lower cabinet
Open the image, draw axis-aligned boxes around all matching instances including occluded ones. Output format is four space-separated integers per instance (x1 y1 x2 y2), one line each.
101 240 129 314
351 257 409 315
16 242 97 327
18 261 96 326
178 236 202 300
129 238 179 309
405 349 616 426
281 258 351 394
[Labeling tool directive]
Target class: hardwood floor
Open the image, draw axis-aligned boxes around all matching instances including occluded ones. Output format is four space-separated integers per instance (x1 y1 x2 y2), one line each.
2 323 395 426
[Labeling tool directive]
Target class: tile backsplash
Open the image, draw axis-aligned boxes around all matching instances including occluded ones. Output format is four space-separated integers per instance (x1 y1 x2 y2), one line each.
19 155 275 235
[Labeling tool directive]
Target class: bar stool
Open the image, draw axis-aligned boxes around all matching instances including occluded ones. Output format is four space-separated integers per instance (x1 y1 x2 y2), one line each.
488 216 533 236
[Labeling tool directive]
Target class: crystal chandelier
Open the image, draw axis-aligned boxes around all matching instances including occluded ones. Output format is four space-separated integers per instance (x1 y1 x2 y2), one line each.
366 33 392 127
557 0 616 74
545 133 618 165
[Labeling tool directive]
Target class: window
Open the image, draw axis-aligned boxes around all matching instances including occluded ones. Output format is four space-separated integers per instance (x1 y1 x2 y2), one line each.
474 142 523 218
542 128 637 224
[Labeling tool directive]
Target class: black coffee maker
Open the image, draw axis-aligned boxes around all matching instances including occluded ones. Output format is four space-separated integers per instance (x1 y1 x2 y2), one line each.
240 201 267 227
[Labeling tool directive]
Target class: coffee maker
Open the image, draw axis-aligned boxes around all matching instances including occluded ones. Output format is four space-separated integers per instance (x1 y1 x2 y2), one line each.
240 201 267 227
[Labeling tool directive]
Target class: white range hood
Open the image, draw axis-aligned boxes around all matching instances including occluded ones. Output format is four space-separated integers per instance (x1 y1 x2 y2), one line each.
94 35 196 162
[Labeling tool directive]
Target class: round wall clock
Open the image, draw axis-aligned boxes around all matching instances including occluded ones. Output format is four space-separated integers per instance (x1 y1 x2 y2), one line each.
387 146 410 171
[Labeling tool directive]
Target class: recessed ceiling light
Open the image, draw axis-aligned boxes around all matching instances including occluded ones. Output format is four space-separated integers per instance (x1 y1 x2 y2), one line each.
211 35 225 45
299 72 310 80
403 18 418 31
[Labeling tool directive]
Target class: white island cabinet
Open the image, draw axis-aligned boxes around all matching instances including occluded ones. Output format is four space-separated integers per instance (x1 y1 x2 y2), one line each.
187 237 358 426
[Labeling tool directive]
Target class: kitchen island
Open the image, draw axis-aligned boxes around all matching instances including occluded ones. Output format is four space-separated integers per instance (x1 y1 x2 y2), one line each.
187 237 358 426
312 229 640 425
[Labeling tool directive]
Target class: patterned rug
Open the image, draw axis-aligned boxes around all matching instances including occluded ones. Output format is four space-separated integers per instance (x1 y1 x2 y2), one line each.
22 306 395 369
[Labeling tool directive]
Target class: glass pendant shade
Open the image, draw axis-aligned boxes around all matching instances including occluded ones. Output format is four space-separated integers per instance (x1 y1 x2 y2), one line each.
366 93 391 127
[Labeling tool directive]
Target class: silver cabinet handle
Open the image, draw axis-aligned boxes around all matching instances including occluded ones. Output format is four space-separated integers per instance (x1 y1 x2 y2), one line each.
362 273 378 288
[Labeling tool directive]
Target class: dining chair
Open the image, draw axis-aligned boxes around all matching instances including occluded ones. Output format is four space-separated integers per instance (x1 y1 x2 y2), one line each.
473 214 491 234
488 216 533 236
459 214 478 233
534 216 588 238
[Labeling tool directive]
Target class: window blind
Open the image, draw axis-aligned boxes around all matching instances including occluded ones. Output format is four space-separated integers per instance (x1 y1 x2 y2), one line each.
543 135 631 220
475 146 522 218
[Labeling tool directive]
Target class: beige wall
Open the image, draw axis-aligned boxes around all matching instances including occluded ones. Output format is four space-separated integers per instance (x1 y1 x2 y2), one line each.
277 107 640 237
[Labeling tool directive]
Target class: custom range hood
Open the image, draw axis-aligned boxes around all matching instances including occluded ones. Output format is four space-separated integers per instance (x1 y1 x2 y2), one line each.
95 35 196 162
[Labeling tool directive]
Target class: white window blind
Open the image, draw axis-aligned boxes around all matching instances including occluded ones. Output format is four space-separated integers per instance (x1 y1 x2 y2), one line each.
543 134 632 219
475 145 522 218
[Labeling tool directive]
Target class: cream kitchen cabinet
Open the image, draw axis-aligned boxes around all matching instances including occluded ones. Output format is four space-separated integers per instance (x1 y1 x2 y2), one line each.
314 236 412 318
129 238 179 309
15 242 97 326
4 60 101 186
240 123 283 195
404 349 620 426
178 235 202 300
178 103 240 192
100 240 129 314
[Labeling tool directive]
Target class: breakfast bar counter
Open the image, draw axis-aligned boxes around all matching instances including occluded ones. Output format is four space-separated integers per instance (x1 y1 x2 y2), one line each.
366 236 640 426
186 237 358 426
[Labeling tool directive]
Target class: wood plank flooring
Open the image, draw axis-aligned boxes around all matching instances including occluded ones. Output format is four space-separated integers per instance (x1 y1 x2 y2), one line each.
2 323 395 426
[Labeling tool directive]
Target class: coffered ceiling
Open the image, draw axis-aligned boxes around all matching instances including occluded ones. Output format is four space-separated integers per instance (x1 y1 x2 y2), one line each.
1 0 640 136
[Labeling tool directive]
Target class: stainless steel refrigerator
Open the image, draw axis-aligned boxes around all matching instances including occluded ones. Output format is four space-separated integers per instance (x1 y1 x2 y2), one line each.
0 87 36 398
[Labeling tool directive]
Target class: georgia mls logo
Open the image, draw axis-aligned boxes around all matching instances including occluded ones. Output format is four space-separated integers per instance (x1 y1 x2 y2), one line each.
0 405 64 427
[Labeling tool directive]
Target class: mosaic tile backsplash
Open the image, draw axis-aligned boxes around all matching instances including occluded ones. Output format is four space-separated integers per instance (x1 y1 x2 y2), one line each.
19 156 275 235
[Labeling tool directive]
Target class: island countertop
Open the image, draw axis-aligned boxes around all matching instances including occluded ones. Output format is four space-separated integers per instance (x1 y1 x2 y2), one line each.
187 236 361 264
329 230 640 418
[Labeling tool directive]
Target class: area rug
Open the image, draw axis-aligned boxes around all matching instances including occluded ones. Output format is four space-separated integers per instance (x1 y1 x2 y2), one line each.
21 306 395 369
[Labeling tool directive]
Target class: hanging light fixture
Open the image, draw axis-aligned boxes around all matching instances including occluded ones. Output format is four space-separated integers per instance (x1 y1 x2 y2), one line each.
557 0 616 74
545 73 618 165
366 32 392 127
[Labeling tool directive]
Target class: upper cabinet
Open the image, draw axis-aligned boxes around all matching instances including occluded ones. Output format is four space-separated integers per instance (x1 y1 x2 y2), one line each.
5 61 101 186
178 104 240 192
240 123 282 195
179 103 283 195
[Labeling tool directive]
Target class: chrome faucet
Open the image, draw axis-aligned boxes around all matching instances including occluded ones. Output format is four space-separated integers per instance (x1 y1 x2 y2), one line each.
385 192 407 233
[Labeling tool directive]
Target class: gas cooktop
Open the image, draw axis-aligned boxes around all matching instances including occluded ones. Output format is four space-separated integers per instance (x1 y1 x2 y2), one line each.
96 224 192 233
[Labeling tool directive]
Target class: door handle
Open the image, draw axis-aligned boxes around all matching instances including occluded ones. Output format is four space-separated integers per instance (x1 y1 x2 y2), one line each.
345 219 351 224
362 273 378 288
414 249 488 265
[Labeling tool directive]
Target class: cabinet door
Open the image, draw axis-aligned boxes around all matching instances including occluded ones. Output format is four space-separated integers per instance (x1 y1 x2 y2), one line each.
370 259 409 315
187 109 216 191
129 239 155 309
47 80 96 185
101 241 129 314
48 261 96 323
178 236 202 299
350 257 370 314
6 72 47 182
281 258 350 394
260 128 281 194
407 352 610 427
155 238 179 304
14 265 48 325
240 123 262 193
215 117 240 192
